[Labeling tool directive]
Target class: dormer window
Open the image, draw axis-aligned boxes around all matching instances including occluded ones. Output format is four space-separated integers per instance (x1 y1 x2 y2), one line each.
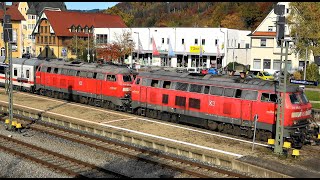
77 26 82 33
70 25 75 32
84 26 89 33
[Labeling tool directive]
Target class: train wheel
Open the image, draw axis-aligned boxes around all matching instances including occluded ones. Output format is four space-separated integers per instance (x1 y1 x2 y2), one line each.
171 114 178 123
161 112 170 121
152 110 158 119
246 129 253 139
208 121 218 131
39 89 44 96
58 92 63 99
54 91 59 99
232 126 241 136
80 96 86 104
217 123 224 132
256 130 262 141
260 130 272 142
46 91 52 97
224 124 233 134
156 111 162 120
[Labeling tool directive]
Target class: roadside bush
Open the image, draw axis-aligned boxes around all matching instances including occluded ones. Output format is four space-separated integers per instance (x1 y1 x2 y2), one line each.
293 70 302 80
306 63 319 81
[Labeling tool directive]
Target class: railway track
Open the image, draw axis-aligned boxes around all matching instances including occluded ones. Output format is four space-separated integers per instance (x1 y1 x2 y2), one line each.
1 114 252 178
0 134 129 178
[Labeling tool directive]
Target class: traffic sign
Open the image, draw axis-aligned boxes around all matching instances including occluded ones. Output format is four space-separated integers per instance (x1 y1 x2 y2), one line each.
290 79 318 86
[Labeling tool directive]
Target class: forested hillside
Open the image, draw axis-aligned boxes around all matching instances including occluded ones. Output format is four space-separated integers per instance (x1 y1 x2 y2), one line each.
104 2 277 31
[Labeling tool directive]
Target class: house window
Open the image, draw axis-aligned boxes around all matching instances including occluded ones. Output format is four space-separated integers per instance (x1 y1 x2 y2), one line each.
253 59 261 69
273 60 281 71
260 38 266 47
167 38 169 44
286 8 289 14
195 39 198 45
162 38 164 44
268 26 273 31
202 39 205 45
52 36 55 44
182 38 184 44
263 59 271 69
215 39 218 45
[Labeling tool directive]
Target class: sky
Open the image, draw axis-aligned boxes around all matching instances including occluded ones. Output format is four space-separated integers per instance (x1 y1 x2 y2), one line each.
65 2 119 10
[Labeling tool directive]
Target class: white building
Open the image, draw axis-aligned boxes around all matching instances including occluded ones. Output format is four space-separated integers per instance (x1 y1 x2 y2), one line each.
248 2 314 74
94 27 251 69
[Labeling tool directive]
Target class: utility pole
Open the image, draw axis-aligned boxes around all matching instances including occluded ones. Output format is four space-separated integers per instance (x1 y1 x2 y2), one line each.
274 4 286 155
304 47 307 80
3 11 13 130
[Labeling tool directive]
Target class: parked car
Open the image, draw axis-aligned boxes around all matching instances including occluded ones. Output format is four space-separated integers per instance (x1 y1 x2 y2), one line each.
22 53 31 59
207 68 218 75
247 70 274 80
201 68 208 75
187 67 201 74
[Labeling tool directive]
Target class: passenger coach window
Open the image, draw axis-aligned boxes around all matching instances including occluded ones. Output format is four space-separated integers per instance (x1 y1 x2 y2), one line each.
0 66 5 74
14 68 17 76
26 70 30 78
151 79 159 87
210 86 223 96
189 84 203 93
163 81 171 89
175 82 188 91
123 75 132 82
235 89 242 98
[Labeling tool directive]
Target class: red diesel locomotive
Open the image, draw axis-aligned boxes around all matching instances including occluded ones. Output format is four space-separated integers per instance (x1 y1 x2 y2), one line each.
130 70 316 147
35 60 135 110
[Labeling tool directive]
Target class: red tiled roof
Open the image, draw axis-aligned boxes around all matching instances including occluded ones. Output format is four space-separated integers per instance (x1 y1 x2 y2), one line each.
43 10 127 37
0 5 25 21
251 31 276 37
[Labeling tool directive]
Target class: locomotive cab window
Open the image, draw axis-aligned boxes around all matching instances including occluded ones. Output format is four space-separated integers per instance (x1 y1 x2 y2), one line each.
135 78 141 85
163 81 171 89
123 75 132 82
151 79 159 87
47 67 51 73
261 93 277 103
142 78 150 86
189 84 203 93
107 75 116 82
68 69 77 76
76 71 80 76
61 69 68 75
235 89 242 98
93 72 97 79
290 94 300 104
41 66 47 72
53 68 59 74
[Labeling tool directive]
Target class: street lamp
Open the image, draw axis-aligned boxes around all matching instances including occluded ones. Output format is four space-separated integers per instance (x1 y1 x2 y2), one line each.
85 32 90 63
128 39 133 68
134 32 139 64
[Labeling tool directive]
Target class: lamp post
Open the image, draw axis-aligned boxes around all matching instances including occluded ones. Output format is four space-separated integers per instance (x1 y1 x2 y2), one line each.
86 33 90 62
134 32 139 64
128 39 133 68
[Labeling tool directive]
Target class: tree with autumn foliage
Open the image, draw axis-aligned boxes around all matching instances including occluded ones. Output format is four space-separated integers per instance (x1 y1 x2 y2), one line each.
288 2 320 58
221 13 245 29
96 29 135 64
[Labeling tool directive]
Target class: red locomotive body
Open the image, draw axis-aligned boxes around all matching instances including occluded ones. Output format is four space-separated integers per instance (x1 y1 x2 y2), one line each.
131 70 313 146
35 60 134 110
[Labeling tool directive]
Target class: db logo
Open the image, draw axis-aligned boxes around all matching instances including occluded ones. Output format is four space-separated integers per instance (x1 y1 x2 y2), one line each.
209 100 215 106
79 81 82 85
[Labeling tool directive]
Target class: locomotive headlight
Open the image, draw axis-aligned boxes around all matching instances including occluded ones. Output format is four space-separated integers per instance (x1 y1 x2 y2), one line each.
291 112 301 118
123 87 131 92
293 120 298 125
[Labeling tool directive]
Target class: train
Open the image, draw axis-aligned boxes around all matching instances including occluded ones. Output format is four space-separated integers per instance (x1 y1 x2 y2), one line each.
0 58 318 148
